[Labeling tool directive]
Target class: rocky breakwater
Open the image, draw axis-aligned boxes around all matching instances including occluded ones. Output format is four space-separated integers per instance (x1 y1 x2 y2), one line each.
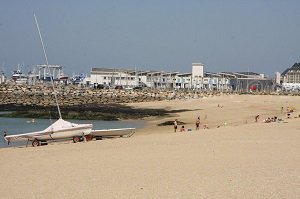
0 84 212 107
0 84 235 120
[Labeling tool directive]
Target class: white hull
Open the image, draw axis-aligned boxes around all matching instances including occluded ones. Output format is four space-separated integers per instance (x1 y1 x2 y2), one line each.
91 128 135 137
5 119 93 142
36 125 92 141
15 78 28 85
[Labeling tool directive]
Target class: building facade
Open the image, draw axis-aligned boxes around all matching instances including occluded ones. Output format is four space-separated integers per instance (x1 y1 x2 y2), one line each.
87 64 233 90
282 63 300 83
88 68 139 88
228 72 273 92
279 63 300 91
86 64 274 91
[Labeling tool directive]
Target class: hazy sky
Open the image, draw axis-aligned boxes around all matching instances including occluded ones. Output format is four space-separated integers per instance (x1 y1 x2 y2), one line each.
0 0 299 77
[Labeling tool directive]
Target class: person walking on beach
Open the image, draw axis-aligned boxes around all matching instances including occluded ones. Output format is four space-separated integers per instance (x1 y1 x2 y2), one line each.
174 119 178 132
255 114 260 122
196 117 200 130
3 131 9 145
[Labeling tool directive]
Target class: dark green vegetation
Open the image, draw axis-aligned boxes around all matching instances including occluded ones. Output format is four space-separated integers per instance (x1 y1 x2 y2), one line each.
157 120 186 126
0 104 193 121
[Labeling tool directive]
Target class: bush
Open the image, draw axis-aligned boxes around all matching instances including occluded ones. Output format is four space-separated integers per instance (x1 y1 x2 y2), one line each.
157 120 185 126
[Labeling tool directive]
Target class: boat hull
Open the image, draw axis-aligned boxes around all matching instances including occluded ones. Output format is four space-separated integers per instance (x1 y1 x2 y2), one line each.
4 122 93 142
37 125 93 141
91 128 135 138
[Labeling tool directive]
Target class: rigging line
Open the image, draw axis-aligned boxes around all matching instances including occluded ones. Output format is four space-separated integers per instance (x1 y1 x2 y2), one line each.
34 13 62 119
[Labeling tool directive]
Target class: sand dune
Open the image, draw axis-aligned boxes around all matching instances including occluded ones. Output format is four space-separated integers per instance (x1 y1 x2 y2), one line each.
0 94 299 198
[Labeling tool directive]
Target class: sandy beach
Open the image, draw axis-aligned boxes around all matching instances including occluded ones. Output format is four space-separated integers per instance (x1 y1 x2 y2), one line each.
0 94 299 198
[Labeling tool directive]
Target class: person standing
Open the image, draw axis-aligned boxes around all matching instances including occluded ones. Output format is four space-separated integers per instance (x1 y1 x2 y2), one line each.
3 131 9 145
196 117 200 130
255 114 260 122
174 119 178 132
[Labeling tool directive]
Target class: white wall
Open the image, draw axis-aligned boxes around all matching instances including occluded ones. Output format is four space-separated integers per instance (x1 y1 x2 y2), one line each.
275 72 281 84
192 63 204 78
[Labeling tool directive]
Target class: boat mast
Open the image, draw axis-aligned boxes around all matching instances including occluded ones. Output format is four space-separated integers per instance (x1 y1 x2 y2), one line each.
34 13 62 119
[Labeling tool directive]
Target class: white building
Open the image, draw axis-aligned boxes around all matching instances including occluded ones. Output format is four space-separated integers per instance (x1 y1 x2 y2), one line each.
192 63 204 78
191 63 204 89
89 68 139 88
87 63 231 90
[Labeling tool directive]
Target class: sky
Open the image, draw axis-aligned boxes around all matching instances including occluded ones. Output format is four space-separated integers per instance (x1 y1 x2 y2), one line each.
0 0 300 77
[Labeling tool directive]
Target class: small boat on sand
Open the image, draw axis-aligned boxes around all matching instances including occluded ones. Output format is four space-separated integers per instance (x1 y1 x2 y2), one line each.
91 128 135 139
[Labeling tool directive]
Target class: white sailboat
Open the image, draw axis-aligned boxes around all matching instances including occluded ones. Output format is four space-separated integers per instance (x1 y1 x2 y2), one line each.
4 14 93 147
5 119 93 146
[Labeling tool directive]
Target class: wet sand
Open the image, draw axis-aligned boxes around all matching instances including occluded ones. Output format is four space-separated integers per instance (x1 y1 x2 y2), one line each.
0 94 299 198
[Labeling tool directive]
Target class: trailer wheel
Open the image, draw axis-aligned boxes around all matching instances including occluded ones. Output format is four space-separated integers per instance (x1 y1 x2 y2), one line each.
73 136 80 143
32 139 40 147
85 135 93 141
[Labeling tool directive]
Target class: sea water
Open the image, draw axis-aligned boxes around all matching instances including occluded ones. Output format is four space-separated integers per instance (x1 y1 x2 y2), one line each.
0 117 145 148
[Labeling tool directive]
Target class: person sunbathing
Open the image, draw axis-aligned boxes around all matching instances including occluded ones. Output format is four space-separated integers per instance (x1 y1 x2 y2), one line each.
180 126 185 132
263 118 271 123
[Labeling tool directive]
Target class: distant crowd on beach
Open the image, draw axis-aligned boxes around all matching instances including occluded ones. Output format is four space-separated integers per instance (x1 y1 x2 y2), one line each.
172 104 229 132
255 106 299 124
173 115 209 133
172 105 300 133
172 103 228 132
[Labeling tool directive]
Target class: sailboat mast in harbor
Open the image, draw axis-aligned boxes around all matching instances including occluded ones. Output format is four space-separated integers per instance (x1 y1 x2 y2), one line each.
34 13 62 119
